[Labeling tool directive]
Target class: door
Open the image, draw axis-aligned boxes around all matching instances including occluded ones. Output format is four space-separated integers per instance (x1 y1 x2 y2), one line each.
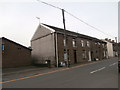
88 51 91 61
74 50 77 63
91 51 93 61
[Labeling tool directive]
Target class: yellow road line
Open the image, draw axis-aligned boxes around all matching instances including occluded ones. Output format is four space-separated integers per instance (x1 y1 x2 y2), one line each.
1 61 98 84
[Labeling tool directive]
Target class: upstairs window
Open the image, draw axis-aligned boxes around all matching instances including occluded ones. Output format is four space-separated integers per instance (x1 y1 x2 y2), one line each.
73 38 76 47
63 39 66 46
87 41 90 47
63 38 68 46
98 42 100 45
102 44 105 48
81 40 84 47
2 44 4 50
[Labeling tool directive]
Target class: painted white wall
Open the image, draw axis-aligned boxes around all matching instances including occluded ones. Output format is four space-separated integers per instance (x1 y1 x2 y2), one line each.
101 39 114 58
106 42 114 57
31 24 55 64
88 51 91 61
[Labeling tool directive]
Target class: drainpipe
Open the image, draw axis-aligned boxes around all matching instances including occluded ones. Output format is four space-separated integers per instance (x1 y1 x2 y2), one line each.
55 33 59 68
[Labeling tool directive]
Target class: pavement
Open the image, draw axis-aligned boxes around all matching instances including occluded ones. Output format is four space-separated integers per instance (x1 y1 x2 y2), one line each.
2 60 97 79
2 57 118 88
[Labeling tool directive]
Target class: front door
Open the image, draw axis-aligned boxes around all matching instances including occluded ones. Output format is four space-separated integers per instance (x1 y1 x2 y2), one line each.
88 51 91 61
74 50 77 63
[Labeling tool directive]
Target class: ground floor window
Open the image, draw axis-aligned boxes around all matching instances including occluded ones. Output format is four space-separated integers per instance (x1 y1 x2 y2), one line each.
64 49 69 61
82 50 86 59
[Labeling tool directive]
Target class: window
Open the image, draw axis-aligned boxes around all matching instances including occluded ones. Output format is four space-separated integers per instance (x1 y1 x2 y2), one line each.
63 38 68 46
95 43 97 45
81 40 84 47
82 50 86 59
98 42 100 45
2 44 4 50
64 49 69 61
87 41 90 47
73 38 76 47
63 39 66 46
102 44 104 48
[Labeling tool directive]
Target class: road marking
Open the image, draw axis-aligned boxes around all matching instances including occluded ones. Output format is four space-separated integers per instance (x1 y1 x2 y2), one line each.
1 62 99 84
1 68 72 84
90 67 106 74
3 68 48 76
109 62 117 67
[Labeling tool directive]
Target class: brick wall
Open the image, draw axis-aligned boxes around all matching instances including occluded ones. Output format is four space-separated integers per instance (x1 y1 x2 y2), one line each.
57 33 107 65
2 38 31 68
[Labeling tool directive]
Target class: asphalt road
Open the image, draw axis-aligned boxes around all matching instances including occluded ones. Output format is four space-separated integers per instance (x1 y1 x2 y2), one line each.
2 58 118 88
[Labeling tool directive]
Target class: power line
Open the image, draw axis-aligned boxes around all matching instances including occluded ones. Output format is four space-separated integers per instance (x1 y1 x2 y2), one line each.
37 0 116 38
37 0 62 10
65 10 115 38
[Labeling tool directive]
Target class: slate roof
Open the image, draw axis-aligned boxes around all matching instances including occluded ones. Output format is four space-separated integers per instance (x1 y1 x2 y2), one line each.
1 37 31 51
43 24 106 43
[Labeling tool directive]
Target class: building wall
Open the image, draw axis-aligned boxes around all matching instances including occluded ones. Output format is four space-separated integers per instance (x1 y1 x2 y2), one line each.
31 34 55 65
106 42 114 57
0 38 2 68
113 43 118 57
0 38 2 90
2 39 31 68
31 25 55 65
57 33 107 65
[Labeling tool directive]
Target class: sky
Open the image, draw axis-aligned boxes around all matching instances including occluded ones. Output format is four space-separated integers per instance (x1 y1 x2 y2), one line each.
0 0 119 47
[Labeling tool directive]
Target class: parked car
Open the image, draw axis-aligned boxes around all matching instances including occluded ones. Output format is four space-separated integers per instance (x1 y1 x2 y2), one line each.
118 60 120 72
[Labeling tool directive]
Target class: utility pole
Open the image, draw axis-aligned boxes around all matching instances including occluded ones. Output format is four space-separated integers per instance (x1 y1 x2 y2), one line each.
115 37 117 43
62 9 69 67
115 37 118 57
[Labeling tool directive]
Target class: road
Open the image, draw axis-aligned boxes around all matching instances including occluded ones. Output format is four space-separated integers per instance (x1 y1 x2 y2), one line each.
2 58 118 88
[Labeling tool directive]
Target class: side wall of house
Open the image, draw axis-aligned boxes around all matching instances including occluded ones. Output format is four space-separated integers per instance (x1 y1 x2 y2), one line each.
31 25 55 65
0 38 2 68
0 38 2 85
107 42 114 57
2 39 31 68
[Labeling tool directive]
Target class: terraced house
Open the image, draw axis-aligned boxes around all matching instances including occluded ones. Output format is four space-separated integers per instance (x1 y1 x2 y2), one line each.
31 24 107 67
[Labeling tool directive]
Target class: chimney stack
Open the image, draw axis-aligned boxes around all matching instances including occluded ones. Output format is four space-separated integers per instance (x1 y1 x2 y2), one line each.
105 38 108 41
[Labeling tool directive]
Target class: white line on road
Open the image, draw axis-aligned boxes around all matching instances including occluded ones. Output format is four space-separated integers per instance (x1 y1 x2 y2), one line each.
109 62 117 67
90 67 106 74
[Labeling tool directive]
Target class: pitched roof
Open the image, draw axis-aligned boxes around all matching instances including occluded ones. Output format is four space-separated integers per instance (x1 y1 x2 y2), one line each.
1 37 32 51
43 24 106 43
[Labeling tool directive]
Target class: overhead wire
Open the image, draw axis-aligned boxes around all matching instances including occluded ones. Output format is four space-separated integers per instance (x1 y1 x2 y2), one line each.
37 0 116 38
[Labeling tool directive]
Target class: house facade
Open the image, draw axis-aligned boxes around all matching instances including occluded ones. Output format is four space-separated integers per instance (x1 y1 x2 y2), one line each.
31 24 107 67
1 37 31 68
102 38 118 58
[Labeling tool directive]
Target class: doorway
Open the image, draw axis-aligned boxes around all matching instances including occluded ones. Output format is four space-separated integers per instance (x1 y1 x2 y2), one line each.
74 50 77 63
91 51 93 61
88 51 91 61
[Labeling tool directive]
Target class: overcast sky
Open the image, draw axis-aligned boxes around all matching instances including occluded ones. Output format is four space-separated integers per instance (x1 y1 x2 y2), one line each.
0 0 118 47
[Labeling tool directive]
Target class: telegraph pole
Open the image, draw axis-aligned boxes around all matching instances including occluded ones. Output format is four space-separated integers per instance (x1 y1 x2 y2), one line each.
115 37 118 57
115 37 117 43
62 9 69 67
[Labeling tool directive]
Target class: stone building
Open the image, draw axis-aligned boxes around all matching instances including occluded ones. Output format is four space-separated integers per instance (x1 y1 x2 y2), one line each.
31 24 107 67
